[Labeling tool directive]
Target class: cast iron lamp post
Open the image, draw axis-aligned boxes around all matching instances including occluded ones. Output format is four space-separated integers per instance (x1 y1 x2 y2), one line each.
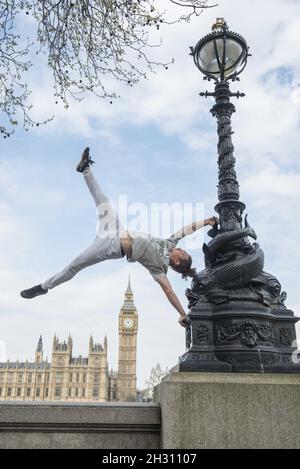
179 19 300 373
192 18 248 233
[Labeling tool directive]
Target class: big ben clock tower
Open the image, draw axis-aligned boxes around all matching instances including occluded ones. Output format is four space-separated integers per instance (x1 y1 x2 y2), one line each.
117 277 138 401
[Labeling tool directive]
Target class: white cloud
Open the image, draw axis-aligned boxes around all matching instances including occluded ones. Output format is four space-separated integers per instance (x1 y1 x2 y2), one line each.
24 0 300 148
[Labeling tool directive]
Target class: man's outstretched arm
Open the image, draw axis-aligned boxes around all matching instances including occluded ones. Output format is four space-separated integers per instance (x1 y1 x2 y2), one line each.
156 274 188 328
170 216 218 241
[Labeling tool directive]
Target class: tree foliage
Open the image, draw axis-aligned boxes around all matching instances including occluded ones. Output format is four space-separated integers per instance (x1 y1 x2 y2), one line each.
0 0 216 138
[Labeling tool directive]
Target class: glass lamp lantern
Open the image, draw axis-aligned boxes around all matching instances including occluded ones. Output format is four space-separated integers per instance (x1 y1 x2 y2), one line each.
191 18 249 81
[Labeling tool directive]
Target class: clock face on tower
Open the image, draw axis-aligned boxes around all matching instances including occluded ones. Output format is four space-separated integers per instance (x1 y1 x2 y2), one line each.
123 318 134 329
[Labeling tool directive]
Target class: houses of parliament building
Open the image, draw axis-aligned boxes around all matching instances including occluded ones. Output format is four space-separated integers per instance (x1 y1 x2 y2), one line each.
0 278 138 402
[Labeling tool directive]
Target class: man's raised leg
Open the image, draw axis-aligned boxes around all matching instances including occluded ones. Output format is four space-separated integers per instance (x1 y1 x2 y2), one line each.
20 147 124 299
78 149 122 239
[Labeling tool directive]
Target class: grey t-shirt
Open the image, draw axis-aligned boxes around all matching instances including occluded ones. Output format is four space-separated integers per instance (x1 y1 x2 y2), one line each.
127 231 179 280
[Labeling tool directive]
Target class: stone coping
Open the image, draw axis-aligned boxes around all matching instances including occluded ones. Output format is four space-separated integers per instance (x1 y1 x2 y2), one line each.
0 401 161 432
161 371 300 385
0 400 159 408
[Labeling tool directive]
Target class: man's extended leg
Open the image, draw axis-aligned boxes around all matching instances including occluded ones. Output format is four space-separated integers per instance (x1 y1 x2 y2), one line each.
83 167 122 239
78 146 122 238
77 147 110 208
41 237 123 291
20 235 124 298
83 166 109 207
20 148 124 299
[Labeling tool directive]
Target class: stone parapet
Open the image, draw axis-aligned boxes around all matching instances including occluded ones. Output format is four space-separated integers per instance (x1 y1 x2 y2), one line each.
154 372 300 448
0 401 161 449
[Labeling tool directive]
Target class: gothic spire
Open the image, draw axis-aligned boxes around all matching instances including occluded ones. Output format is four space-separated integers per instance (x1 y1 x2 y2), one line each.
126 275 133 295
122 276 136 312
36 335 43 352
89 334 94 352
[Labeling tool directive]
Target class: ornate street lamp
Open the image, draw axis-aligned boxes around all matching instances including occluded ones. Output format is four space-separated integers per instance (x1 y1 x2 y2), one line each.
179 19 300 373
192 18 248 82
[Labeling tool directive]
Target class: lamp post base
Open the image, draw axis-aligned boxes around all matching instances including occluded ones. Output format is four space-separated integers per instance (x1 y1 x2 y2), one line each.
179 297 300 373
179 351 232 372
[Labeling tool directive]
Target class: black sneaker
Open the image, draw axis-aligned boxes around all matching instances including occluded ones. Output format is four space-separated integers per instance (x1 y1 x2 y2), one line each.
20 284 48 299
76 147 95 173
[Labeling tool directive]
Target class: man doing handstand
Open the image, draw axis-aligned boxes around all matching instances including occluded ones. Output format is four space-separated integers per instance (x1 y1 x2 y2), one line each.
20 148 218 327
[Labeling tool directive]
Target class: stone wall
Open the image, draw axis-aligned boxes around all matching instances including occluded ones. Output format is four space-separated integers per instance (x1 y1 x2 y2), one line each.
0 401 161 449
2 373 299 449
154 372 300 449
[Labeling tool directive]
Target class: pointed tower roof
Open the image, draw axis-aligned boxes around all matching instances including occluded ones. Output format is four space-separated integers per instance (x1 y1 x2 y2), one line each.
121 276 136 313
36 336 43 352
126 275 133 295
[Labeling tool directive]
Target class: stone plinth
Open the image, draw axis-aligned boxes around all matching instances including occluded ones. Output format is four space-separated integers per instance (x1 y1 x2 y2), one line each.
154 372 300 449
0 401 161 449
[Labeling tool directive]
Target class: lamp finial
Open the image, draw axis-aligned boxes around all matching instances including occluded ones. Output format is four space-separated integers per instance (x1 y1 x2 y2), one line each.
212 18 227 32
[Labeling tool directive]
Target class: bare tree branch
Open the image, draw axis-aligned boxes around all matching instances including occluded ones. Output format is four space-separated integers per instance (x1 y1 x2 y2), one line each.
170 0 217 8
0 0 216 138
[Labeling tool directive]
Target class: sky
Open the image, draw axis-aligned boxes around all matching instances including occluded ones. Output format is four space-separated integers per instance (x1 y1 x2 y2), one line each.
1 0 300 389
